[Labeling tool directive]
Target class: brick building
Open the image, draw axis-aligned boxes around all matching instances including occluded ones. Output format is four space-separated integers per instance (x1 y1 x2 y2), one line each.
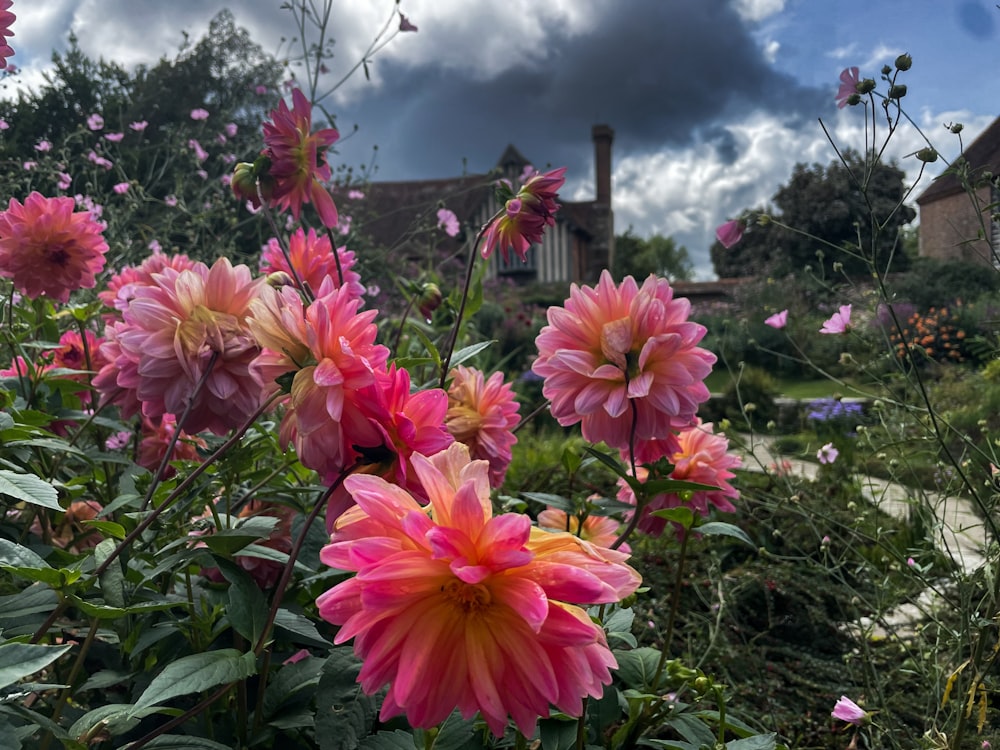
347 125 615 287
916 116 1000 266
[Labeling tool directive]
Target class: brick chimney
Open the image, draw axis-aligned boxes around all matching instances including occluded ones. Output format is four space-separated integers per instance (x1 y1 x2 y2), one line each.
592 124 614 206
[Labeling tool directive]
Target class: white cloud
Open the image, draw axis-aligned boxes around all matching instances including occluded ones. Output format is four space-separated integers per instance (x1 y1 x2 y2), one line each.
762 39 780 63
732 0 787 23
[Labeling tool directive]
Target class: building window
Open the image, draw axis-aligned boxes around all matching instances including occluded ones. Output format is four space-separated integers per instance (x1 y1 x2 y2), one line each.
992 182 1000 263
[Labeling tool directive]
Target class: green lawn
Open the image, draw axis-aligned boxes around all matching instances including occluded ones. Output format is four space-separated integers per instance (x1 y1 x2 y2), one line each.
705 369 868 399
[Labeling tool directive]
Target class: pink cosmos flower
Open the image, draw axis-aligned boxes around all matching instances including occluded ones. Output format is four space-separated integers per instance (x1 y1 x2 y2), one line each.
129 120 148 132
820 304 852 334
537 506 623 550
0 119 8 130
164 195 178 207
21 160 35 171
533 270 715 450
398 13 418 32
317 442 640 736
57 172 72 190
482 167 566 263
347 189 365 200
836 67 860 108
104 132 124 143
247 280 390 482
190 108 210 121
0 0 14 70
112 182 130 195
831 695 868 725
817 442 839 464
136 414 206 478
86 150 113 170
188 138 209 163
86 113 103 131
715 219 744 248
261 88 339 228
94 258 265 435
34 140 51 152
224 122 238 138
259 226 364 299
619 420 740 537
436 207 460 237
445 365 519 487
764 309 788 329
0 192 109 303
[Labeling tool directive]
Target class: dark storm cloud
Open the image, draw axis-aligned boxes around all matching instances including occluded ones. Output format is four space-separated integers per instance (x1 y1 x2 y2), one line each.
335 0 828 185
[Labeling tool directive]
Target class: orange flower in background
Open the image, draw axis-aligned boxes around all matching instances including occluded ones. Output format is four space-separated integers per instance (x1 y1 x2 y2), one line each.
0 192 109 303
445 365 519 487
262 88 339 228
317 443 640 736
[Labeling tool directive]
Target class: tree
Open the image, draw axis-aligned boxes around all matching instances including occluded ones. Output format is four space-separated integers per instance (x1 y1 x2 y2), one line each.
711 150 916 278
613 228 693 282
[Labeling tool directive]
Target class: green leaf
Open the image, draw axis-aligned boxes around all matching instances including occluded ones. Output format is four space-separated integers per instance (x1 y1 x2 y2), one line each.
273 608 333 648
78 669 130 692
315 647 376 750
539 717 578 750
68 703 172 740
262 655 324 721
649 507 696 528
669 713 716 748
217 558 268 645
0 470 60 510
0 641 72 691
130 649 257 714
358 730 416 750
612 647 662 691
141 736 237 750
584 446 628 478
0 716 21 750
521 492 575 513
727 733 777 750
81 519 126 540
69 596 127 620
0 584 58 621
449 340 494 369
424 712 477 750
0 539 51 571
95 538 126 609
696 522 754 547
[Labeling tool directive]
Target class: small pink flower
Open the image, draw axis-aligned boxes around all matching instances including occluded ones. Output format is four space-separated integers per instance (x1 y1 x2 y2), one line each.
196 169 208 180
436 207 460 237
831 695 868 725
347 189 365 200
147 239 162 253
105 430 132 450
715 219 744 248
225 122 238 137
34 140 52 152
188 138 209 163
0 119 8 130
104 132 124 143
906 556 915 567
129 120 148 132
820 304 852 334
817 442 839 465
190 108 210 121
112 182 130 195
764 309 788 329
254 84 268 95
86 150 113 170
164 195 178 207
836 67 860 108
57 172 72 190
398 12 418 32
21 160 35 170
87 113 104 131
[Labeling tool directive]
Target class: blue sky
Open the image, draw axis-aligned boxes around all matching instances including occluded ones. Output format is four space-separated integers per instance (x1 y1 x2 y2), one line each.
4 0 999 278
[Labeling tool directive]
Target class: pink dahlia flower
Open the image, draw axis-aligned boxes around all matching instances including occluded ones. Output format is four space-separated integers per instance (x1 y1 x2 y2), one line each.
317 443 640 736
619 420 740 537
260 226 363 299
482 167 566 263
94 258 265 435
536 505 624 551
0 192 109 303
136 414 207 478
262 88 339 228
533 270 715 450
248 281 390 483
445 365 519 487
0 0 13 70
31 500 103 553
99 251 199 318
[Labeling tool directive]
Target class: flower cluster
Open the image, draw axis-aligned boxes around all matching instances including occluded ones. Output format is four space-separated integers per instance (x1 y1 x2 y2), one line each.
887 305 967 363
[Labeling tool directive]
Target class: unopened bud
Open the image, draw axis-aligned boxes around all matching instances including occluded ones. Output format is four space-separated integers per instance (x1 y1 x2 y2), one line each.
757 213 771 226
846 93 862 107
417 282 443 322
266 271 295 288
916 147 938 163
856 78 876 95
894 53 912 71
881 65 892 75
949 122 964 134
888 84 907 99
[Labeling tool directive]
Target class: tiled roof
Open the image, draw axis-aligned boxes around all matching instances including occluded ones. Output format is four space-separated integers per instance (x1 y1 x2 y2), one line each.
916 115 1000 204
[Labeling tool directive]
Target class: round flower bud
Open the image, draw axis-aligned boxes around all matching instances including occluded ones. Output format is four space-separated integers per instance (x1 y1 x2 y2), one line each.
856 78 877 95
949 122 964 134
916 147 938 163
881 64 892 75
846 93 862 107
894 53 912 71
888 84 907 99
417 282 443 322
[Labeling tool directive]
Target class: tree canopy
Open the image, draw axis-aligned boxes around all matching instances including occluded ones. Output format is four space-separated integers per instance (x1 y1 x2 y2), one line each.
613 228 693 282
711 150 916 278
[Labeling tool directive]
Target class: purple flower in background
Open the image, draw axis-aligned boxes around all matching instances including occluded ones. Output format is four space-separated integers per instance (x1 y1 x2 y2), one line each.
104 132 124 143
129 120 148 132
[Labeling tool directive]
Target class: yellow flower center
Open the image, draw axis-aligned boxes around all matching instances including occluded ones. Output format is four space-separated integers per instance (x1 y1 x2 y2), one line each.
445 404 483 443
442 579 492 614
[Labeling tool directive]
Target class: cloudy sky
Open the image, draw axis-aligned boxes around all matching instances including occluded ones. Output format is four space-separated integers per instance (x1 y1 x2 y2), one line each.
6 0 999 278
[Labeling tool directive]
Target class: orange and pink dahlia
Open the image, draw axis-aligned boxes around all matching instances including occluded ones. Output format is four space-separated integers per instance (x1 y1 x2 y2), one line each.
317 443 640 736
618 419 741 537
445 365 519 487
482 167 566 264
262 88 339 228
0 192 109 303
260 227 363 299
94 258 265 435
537 505 624 550
532 270 715 450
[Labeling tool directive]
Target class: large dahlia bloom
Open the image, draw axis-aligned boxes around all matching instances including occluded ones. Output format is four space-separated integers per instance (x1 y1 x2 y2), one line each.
261 88 339 228
618 420 741 537
482 167 566 263
99 251 199 318
94 258 265 435
533 271 715 450
445 365 519 487
317 443 640 736
248 281 389 483
260 227 363 299
0 0 13 70
0 192 109 303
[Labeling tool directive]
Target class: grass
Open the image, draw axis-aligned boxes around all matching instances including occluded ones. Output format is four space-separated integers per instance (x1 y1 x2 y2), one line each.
705 369 868 400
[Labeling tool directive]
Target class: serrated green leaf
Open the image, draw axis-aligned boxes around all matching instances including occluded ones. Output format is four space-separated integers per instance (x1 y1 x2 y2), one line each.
273 608 332 648
613 647 662 691
131 649 257 714
0 642 72 691
696 522 754 547
0 470 60 510
358 730 416 750
262 654 324 721
726 734 777 750
315 647 375 750
141 735 236 750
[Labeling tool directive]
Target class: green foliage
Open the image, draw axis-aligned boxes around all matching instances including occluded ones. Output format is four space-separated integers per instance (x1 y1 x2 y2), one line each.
613 228 693 282
892 256 1000 309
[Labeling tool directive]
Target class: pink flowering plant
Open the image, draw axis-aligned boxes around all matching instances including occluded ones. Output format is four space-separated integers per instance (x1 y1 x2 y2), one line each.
0 5 769 750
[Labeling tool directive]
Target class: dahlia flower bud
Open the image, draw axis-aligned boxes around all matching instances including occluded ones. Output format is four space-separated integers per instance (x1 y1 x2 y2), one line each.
231 156 274 207
417 282 443 322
